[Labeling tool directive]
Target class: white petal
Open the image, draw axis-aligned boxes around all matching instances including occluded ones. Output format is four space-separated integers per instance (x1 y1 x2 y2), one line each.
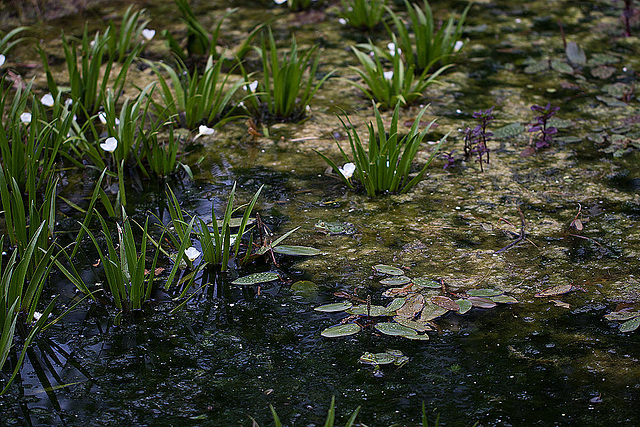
383 70 394 81
199 125 215 135
338 18 347 25
387 42 401 56
115 118 120 126
0 54 5 67
244 80 258 92
454 40 464 53
20 112 32 124
274 0 287 4
100 137 118 152
141 28 156 40
339 162 356 179
32 312 43 322
98 111 107 124
41 93 54 107
185 246 201 262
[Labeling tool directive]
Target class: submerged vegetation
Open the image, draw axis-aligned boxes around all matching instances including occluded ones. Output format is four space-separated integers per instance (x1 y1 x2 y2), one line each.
1 0 640 424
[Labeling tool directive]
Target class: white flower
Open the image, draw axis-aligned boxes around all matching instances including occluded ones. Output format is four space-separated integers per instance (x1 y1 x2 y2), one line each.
194 125 215 140
115 118 120 125
338 162 356 179
41 93 54 107
98 111 107 124
243 80 258 92
141 28 156 41
274 0 287 4
32 312 43 322
387 42 401 56
453 40 464 53
383 70 394 81
0 54 5 67
64 98 73 107
338 18 347 25
20 112 32 124
100 137 118 152
185 246 201 262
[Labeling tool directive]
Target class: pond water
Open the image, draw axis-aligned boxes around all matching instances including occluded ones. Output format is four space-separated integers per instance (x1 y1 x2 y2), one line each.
1 0 640 425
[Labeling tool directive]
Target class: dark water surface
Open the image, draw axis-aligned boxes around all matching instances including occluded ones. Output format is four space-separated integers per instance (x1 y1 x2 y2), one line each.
2 0 640 425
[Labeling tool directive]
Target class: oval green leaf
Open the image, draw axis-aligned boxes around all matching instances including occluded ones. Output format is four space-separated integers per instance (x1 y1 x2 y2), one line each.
272 245 322 256
467 289 503 297
373 264 405 276
468 296 497 309
386 298 406 313
347 305 389 317
315 301 353 312
380 276 411 285
412 277 441 289
321 323 361 338
605 311 640 322
231 272 279 285
404 334 430 341
420 303 448 321
456 298 472 314
375 322 418 337
490 295 518 304
620 317 640 333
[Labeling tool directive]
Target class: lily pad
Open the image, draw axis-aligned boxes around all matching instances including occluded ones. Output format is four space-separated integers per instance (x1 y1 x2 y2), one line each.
591 65 616 79
321 323 361 338
215 217 256 228
620 317 640 333
467 288 503 297
524 60 549 74
375 322 418 337
493 123 525 138
396 293 425 319
373 264 405 276
404 334 430 341
272 245 322 256
490 295 519 304
456 298 473 314
347 305 389 317
467 296 497 309
380 275 411 285
412 277 441 289
232 272 279 285
314 301 353 312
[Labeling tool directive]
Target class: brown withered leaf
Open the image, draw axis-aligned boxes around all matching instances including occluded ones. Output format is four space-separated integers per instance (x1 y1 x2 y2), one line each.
467 296 497 309
431 295 460 311
535 284 573 298
396 293 425 319
550 299 571 309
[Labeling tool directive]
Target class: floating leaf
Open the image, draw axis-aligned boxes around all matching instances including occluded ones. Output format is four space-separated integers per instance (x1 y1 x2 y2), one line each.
375 322 418 337
380 275 411 285
467 296 497 308
591 65 616 79
490 295 519 304
321 323 361 338
420 303 448 321
550 59 573 74
456 299 472 314
404 334 430 341
386 298 406 312
524 60 549 74
412 277 441 289
373 264 405 276
566 42 586 65
232 272 279 285
588 53 620 65
431 295 460 311
216 217 256 228
550 299 571 309
383 284 416 297
620 317 640 333
604 311 640 322
315 302 353 312
272 245 322 256
396 293 425 319
535 284 573 297
393 316 434 332
467 288 502 297
493 123 525 138
291 280 319 296
595 95 627 108
347 305 389 317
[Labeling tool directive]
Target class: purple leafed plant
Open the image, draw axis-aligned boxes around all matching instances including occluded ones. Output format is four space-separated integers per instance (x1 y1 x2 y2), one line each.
463 106 494 172
442 150 457 170
526 103 560 154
